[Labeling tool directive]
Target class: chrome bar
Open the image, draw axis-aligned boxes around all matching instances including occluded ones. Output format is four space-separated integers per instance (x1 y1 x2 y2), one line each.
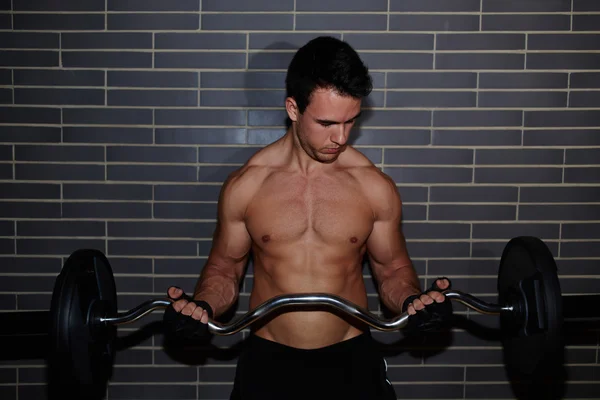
99 290 509 336
101 299 172 326
445 291 512 315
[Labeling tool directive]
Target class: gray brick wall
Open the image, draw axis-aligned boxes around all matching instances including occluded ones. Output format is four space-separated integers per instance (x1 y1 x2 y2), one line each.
1 0 599 399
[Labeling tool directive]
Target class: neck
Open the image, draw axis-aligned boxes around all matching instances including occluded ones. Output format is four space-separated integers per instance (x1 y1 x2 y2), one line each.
281 126 332 176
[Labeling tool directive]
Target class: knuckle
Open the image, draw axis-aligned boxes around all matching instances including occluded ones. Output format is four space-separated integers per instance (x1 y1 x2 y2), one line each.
181 303 196 315
192 308 204 320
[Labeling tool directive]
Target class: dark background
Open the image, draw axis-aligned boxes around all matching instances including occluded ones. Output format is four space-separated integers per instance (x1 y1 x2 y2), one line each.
0 0 599 399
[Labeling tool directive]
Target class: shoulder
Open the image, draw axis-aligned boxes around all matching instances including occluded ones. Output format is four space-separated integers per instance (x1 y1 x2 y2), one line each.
344 147 398 193
344 149 401 220
360 168 401 210
218 147 273 214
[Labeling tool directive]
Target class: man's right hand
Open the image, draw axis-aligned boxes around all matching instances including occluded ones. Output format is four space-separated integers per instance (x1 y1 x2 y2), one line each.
163 286 214 339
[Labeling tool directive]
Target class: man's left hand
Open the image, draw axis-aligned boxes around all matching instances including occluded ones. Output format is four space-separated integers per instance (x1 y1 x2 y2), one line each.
402 278 453 334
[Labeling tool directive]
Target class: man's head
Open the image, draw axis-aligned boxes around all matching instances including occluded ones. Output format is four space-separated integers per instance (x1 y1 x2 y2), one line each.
285 36 372 114
284 36 372 163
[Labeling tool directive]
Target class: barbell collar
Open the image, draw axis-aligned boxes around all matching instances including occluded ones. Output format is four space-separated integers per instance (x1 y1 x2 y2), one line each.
98 290 509 336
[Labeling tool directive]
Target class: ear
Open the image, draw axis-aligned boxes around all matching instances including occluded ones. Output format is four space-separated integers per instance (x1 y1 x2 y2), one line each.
285 97 299 122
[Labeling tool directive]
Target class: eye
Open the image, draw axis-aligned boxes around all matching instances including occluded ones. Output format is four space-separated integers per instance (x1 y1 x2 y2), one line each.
319 122 333 127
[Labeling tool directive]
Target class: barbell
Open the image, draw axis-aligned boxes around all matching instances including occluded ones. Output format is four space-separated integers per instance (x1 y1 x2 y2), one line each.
0 236 598 400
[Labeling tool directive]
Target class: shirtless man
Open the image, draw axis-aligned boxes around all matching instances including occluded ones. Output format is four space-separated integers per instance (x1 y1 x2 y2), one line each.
164 36 452 400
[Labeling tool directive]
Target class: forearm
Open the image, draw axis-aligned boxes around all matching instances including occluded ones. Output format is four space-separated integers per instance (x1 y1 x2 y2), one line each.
378 264 422 315
193 263 240 318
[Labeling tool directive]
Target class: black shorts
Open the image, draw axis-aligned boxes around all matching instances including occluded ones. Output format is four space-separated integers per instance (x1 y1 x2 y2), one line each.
229 332 396 400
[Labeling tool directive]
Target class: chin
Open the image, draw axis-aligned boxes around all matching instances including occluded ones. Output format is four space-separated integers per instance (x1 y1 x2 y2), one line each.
316 154 339 164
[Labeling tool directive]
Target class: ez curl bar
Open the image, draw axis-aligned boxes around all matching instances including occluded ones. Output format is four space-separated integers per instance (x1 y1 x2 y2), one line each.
1 236 599 399
102 288 508 333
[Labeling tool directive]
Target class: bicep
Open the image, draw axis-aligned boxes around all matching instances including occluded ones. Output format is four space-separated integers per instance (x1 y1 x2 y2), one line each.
366 176 412 278
206 174 253 279
366 218 411 275
209 216 252 268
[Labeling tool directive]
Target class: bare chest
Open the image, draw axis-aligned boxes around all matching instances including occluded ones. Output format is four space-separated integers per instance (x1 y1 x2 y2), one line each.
246 173 373 247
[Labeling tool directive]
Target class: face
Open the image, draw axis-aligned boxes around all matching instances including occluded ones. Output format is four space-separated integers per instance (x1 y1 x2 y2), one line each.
286 87 362 164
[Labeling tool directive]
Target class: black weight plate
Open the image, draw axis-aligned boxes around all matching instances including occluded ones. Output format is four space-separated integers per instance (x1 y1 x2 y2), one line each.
48 249 117 399
498 236 563 377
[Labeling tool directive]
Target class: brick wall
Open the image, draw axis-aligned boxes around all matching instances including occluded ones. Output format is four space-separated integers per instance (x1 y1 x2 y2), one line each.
1 0 599 399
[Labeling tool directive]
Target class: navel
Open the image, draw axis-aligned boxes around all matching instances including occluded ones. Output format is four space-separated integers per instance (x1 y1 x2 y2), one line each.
262 235 271 243
350 236 358 244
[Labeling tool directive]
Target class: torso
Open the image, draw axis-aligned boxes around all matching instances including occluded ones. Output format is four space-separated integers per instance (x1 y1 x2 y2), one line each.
241 143 381 349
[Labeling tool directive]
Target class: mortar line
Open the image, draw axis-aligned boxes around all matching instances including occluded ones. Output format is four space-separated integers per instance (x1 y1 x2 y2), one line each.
471 149 476 184
432 33 437 69
475 72 480 108
245 33 249 70
566 72 572 107
11 69 14 104
562 149 567 185
59 32 62 68
558 222 563 258
293 0 297 30
383 72 388 107
11 143 15 180
104 145 107 181
387 0 390 31
104 70 107 106
524 33 528 70
479 0 483 31
570 0 574 31
199 0 202 30
13 216 16 255
516 186 520 221
521 110 525 146
152 108 156 145
105 220 108 259
426 175 431 223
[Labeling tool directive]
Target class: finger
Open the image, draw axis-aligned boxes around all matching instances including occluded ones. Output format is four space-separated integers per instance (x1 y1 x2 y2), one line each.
436 278 450 290
172 299 189 312
191 306 205 321
180 301 197 316
412 298 425 311
407 303 416 315
428 291 446 303
200 310 209 324
419 294 434 306
168 286 182 299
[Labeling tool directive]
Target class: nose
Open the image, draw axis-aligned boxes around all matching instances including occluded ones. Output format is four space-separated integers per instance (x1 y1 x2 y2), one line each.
330 124 349 146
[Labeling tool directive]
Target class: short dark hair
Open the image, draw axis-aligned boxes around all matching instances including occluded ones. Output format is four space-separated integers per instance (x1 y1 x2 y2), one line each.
285 36 372 114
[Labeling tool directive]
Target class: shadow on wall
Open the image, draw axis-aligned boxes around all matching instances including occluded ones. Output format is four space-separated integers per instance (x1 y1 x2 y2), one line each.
199 38 376 182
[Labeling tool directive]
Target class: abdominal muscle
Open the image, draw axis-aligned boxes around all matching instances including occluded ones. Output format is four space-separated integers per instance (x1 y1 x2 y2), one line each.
248 242 369 349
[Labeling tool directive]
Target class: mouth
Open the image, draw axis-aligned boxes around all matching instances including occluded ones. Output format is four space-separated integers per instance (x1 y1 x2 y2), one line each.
322 147 341 154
